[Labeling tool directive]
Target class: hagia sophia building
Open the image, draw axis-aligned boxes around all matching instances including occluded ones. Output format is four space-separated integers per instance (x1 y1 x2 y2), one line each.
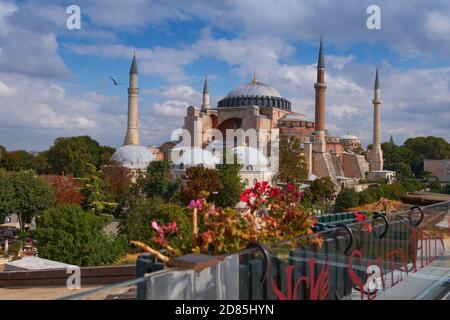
111 37 393 190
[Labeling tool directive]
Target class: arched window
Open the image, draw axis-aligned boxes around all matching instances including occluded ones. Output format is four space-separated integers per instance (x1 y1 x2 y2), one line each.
180 162 184 170
245 179 249 186
246 165 253 171
253 178 258 185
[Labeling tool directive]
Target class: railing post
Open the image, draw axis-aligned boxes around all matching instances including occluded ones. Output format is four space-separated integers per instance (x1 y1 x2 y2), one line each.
136 253 158 300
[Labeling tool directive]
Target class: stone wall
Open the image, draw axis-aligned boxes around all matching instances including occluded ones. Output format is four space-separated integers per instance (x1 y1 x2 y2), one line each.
424 159 450 182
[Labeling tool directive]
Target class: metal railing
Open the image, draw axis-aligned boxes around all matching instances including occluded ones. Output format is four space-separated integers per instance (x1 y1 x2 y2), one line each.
58 201 450 300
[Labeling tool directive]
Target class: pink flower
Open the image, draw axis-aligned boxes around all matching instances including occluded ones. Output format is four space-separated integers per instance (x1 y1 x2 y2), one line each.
151 220 161 232
209 205 216 216
188 200 197 209
196 199 203 211
188 199 203 211
169 221 178 234
151 220 165 240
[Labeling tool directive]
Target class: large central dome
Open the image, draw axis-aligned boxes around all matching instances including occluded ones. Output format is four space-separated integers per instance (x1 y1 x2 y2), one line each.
218 77 291 111
227 80 282 98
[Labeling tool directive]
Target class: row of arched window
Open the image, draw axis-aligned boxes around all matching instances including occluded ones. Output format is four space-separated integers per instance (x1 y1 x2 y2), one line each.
218 96 291 110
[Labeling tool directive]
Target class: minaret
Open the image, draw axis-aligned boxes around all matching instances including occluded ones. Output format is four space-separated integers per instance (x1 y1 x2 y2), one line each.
201 75 210 111
369 68 383 171
314 36 327 153
124 53 140 146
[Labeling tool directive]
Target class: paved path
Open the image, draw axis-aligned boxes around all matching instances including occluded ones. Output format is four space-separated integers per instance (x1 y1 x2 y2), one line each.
0 285 136 300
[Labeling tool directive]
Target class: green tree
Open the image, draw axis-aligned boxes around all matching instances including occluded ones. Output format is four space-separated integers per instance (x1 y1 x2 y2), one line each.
0 145 5 162
335 188 359 212
275 135 308 185
144 160 181 202
118 197 192 253
76 163 117 215
0 171 55 230
101 161 133 217
180 166 223 204
0 150 37 171
101 146 116 165
309 177 335 203
35 205 128 266
47 136 103 177
441 184 450 195
404 136 450 174
35 151 51 175
213 162 245 208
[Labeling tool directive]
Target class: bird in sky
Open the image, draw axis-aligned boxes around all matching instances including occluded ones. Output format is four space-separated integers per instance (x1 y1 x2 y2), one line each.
109 76 124 85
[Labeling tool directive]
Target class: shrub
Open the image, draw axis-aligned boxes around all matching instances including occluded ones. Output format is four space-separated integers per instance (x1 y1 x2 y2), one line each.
383 183 406 200
358 191 373 206
442 184 450 195
335 188 359 212
119 197 192 253
35 205 127 266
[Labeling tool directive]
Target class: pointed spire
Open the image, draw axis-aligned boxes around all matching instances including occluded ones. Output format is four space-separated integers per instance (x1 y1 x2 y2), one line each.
318 35 325 69
203 75 209 94
252 71 257 83
374 67 380 89
389 135 395 145
129 52 138 74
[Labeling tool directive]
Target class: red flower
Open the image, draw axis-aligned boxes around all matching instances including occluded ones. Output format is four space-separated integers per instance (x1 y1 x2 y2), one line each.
261 181 268 192
354 211 366 222
240 192 249 203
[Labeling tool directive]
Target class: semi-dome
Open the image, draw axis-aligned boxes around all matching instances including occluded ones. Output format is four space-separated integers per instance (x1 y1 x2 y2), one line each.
226 80 282 98
340 133 359 140
110 145 155 169
217 77 291 111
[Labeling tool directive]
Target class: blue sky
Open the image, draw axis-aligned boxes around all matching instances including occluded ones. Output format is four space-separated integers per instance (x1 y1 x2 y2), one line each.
1 0 450 151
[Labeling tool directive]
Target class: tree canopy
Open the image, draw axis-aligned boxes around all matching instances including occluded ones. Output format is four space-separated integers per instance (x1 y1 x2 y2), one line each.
0 171 55 230
275 135 308 185
180 166 223 204
36 204 127 266
47 136 104 177
213 162 245 208
144 160 181 203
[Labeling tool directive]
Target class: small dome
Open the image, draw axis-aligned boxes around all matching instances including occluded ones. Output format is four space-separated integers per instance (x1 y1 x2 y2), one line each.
171 146 220 169
227 80 282 98
110 145 155 169
340 134 359 140
232 146 269 167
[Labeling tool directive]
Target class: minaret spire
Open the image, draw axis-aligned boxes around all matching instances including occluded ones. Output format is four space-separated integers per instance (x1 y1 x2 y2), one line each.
318 35 325 69
130 51 138 74
201 75 210 111
124 53 140 145
374 67 380 89
252 71 257 83
314 36 327 152
369 68 383 171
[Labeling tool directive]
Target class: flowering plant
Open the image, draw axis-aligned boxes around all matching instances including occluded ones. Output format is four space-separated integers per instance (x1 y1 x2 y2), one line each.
354 211 374 233
133 181 321 261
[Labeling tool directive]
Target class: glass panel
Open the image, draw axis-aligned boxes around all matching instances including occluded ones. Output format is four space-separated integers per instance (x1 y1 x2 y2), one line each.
56 201 450 300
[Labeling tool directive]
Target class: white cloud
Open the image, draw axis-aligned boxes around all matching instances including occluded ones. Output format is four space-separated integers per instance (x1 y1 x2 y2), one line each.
153 100 189 117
